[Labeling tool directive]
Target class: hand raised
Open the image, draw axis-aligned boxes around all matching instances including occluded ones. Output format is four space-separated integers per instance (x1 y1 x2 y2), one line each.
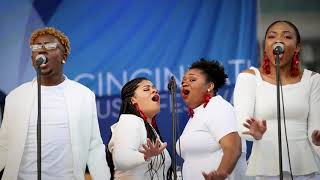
312 130 320 146
242 117 267 140
139 138 167 161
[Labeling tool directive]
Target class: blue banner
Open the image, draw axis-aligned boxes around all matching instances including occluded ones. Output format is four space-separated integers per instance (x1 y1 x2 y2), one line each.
0 0 257 155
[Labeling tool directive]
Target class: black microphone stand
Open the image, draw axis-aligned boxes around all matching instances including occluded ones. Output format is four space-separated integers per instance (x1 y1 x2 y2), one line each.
275 50 283 180
36 66 42 180
168 76 177 180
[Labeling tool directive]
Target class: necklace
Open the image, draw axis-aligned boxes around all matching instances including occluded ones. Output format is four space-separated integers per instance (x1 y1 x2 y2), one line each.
148 122 159 138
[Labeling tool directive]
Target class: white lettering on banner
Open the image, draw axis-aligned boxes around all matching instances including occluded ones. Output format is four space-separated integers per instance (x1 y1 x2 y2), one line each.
74 60 251 96
155 68 161 89
130 68 152 79
163 67 184 91
98 72 103 96
74 73 95 82
74 65 186 96
228 59 252 80
160 93 186 113
96 97 122 119
106 71 128 97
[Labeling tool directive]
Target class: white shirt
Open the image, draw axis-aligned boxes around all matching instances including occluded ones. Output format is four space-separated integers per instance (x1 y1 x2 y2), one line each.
18 80 75 180
177 95 237 180
233 67 320 176
109 114 171 180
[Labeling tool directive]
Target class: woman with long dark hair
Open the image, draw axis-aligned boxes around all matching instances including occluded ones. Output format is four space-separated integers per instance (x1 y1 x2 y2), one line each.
107 77 171 180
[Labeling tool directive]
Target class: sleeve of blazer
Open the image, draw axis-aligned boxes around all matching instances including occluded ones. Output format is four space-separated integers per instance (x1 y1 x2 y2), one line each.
86 92 110 180
0 97 9 170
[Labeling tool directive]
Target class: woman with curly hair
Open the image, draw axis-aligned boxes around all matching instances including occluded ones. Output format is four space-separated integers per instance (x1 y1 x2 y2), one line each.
177 59 242 180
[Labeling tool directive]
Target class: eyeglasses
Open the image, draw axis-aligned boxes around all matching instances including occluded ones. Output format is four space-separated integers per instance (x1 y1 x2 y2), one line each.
30 42 58 52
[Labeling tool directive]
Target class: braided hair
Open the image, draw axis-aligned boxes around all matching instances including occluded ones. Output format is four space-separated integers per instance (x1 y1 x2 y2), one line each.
106 77 170 180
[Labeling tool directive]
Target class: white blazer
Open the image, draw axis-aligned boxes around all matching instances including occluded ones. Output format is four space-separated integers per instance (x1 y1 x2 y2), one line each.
0 77 110 180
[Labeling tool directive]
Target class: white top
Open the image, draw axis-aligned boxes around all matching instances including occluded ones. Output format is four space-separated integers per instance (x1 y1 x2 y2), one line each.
18 80 75 180
108 114 171 180
0 77 110 180
176 95 237 180
233 67 320 176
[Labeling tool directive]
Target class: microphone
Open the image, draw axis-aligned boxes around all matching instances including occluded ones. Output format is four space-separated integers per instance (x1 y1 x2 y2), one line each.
35 54 47 66
273 42 284 55
167 76 177 91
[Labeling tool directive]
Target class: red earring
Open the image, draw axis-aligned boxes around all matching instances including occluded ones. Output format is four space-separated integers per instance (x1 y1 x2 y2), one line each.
203 90 213 108
291 51 300 77
133 103 148 121
262 51 271 74
151 117 156 128
188 107 194 118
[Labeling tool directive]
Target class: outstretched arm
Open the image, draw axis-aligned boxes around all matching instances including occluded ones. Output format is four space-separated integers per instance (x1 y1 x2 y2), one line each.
202 132 241 180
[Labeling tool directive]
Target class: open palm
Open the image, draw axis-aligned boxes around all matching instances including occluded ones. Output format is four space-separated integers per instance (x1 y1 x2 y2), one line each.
242 117 267 140
139 138 167 161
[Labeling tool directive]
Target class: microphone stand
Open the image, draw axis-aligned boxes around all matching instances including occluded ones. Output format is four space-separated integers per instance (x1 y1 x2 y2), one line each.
168 76 177 180
36 66 42 180
275 53 283 180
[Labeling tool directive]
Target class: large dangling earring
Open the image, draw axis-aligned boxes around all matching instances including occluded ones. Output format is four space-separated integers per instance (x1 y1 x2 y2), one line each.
188 107 194 118
262 51 271 74
203 89 213 108
133 103 148 121
151 117 156 128
291 51 300 77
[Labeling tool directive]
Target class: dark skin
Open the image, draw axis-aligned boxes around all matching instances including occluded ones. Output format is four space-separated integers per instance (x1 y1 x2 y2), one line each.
312 130 320 146
31 34 67 86
181 69 241 180
242 22 320 144
260 22 302 86
202 133 241 180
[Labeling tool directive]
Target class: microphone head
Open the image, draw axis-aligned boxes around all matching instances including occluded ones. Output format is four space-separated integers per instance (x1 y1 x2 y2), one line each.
35 54 47 66
167 76 177 91
273 42 284 55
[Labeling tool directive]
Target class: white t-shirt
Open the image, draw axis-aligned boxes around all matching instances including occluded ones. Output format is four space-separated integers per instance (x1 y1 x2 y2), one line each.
18 80 75 180
233 67 320 176
177 95 237 180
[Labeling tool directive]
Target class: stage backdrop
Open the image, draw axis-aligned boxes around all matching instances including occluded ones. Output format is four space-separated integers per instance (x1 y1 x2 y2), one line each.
0 0 257 158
